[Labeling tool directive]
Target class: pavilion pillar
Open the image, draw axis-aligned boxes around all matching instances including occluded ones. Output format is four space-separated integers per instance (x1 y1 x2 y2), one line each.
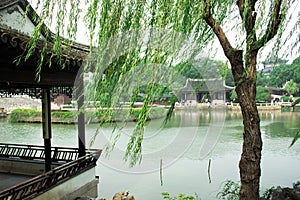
42 88 52 172
77 70 86 157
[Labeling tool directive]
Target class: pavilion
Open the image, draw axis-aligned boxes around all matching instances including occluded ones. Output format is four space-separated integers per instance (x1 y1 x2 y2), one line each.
176 78 234 106
0 0 100 199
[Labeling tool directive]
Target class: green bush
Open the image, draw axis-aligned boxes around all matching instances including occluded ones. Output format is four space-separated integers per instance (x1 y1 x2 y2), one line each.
281 95 290 102
217 180 239 200
51 111 77 122
93 107 167 122
162 192 200 200
9 109 41 122
256 86 270 102
9 107 167 123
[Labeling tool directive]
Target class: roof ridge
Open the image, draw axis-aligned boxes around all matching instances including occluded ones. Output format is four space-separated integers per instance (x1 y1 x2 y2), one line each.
0 0 90 51
0 0 26 10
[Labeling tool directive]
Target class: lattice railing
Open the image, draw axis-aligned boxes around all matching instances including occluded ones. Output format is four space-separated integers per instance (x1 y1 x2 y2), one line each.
0 153 99 200
0 143 98 162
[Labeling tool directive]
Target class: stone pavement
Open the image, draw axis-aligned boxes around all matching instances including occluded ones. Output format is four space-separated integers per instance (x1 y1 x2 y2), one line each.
0 172 33 191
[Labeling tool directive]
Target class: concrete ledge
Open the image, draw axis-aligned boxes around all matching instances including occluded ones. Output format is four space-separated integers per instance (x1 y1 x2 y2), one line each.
0 158 61 176
33 168 98 200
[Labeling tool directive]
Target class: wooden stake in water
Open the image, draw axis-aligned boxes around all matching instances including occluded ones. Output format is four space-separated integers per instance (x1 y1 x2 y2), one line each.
208 159 212 184
160 159 163 186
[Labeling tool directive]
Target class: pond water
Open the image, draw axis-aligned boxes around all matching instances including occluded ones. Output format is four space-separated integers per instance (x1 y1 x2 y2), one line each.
0 110 300 199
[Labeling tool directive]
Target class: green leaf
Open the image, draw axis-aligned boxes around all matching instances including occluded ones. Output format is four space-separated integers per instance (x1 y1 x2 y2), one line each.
289 129 300 148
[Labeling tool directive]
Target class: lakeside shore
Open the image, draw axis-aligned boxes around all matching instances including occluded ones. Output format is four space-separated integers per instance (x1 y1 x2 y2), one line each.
175 102 300 112
7 107 167 124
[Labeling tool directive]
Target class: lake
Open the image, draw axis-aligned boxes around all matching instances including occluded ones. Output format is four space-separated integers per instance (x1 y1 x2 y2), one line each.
0 110 300 199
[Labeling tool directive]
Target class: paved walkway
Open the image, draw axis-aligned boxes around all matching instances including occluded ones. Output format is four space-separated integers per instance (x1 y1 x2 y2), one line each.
0 172 33 191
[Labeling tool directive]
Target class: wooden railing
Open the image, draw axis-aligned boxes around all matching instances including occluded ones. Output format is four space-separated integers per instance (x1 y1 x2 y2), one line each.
0 152 99 200
0 143 98 162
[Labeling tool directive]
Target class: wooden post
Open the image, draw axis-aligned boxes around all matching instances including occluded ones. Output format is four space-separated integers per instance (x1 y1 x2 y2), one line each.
77 69 86 157
42 88 52 172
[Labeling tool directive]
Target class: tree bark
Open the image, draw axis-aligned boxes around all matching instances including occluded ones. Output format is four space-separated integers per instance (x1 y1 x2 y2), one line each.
203 0 283 198
231 50 262 200
237 78 262 200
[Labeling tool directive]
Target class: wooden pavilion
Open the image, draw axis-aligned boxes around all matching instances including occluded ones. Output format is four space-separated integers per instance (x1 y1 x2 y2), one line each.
0 0 100 199
176 78 234 105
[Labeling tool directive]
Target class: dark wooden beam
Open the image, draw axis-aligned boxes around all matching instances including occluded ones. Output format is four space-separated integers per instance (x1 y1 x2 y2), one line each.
41 88 52 172
76 68 86 157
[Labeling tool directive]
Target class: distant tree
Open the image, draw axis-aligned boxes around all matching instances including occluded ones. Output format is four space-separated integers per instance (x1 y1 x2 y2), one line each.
256 86 270 102
284 80 299 96
281 95 290 102
268 57 300 88
291 57 300 83
230 90 238 102
225 70 235 87
174 59 226 79
256 72 269 87
269 64 294 87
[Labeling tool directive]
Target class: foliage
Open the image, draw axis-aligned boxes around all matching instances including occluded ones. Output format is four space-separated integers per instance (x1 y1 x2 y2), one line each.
162 192 200 200
230 90 238 102
256 72 269 87
261 187 275 200
9 108 41 122
292 97 300 107
267 57 300 88
225 70 235 87
134 83 177 104
217 180 240 200
292 58 300 84
284 80 299 95
9 107 167 123
281 95 290 102
256 86 270 102
22 0 298 176
173 59 226 80
19 0 300 199
293 181 300 187
289 129 300 148
52 111 77 122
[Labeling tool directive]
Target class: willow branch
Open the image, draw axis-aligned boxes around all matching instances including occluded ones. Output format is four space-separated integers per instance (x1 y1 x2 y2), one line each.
238 0 258 36
203 0 244 81
203 0 235 60
237 0 245 21
254 0 283 50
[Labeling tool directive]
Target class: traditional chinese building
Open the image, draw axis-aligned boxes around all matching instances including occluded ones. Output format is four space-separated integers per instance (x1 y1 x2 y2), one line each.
176 78 234 106
0 0 100 199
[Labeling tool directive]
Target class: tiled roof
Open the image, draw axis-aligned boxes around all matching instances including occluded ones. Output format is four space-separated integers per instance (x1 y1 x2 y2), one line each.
0 0 90 89
0 0 22 10
0 27 88 65
0 0 89 64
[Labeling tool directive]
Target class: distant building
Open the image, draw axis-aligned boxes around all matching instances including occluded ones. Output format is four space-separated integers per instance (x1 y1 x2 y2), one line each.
261 58 288 76
174 78 234 105
53 94 72 106
268 87 287 102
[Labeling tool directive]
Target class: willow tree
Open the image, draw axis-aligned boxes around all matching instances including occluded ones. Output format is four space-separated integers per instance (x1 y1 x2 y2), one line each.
25 0 298 199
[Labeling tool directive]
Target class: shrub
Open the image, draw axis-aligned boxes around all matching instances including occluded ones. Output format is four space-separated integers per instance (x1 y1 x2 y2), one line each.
9 109 41 122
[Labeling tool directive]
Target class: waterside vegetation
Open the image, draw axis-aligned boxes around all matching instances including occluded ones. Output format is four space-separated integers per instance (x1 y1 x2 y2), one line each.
9 107 167 124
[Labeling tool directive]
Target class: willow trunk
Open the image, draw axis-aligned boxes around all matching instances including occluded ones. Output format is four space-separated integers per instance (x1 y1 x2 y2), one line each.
231 53 263 200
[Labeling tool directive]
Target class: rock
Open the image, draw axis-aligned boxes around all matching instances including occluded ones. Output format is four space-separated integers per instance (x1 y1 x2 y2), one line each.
74 197 95 200
272 186 300 200
112 190 135 200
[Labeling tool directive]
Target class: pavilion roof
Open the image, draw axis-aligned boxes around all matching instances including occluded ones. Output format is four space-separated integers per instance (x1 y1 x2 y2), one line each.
177 78 234 93
0 0 89 93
